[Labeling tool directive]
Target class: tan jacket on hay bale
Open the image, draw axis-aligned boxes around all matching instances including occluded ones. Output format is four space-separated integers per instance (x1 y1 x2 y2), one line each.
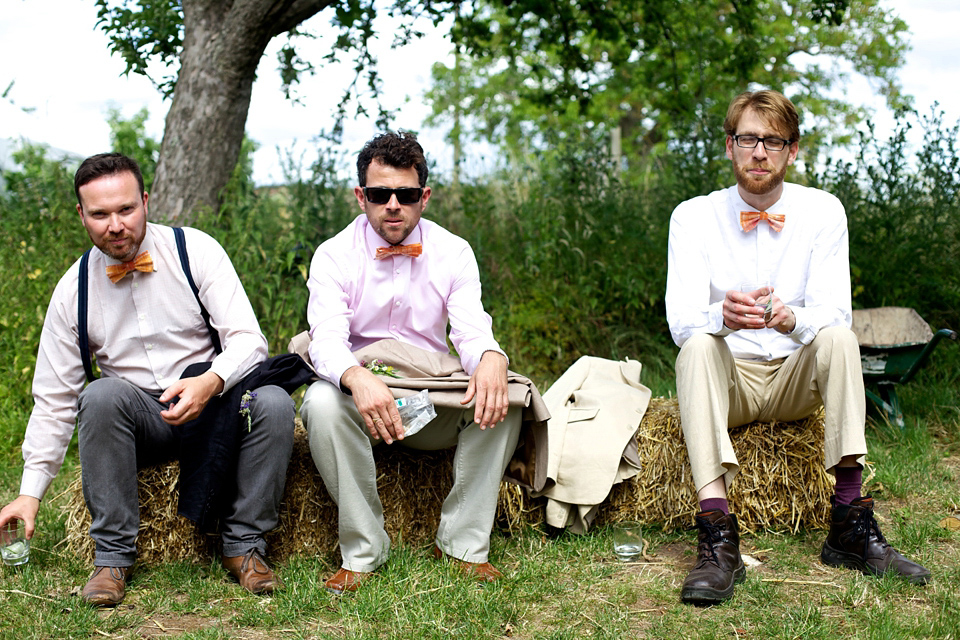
61 399 834 564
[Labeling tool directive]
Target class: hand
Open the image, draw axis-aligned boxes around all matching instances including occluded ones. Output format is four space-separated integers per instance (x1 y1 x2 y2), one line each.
0 495 41 540
766 299 797 334
461 351 509 429
723 287 796 334
341 365 404 444
159 370 224 425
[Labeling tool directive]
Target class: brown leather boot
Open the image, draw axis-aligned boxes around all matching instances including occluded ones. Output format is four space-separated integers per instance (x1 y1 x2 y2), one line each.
81 566 133 607
821 496 931 585
681 509 746 604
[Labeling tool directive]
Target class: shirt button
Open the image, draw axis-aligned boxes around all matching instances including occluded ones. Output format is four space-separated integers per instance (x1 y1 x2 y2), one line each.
396 269 400 274
146 344 153 350
395 300 401 306
392 325 397 330
139 314 145 321
133 283 139 289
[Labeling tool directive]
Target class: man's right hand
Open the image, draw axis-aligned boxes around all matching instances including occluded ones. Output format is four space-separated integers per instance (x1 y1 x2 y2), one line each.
722 287 770 331
340 365 404 444
0 495 41 540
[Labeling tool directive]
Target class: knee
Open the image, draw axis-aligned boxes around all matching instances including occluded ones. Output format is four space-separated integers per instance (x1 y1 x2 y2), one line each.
816 325 857 346
301 381 345 428
812 326 860 359
77 378 140 439
247 385 295 438
677 333 727 369
78 377 136 413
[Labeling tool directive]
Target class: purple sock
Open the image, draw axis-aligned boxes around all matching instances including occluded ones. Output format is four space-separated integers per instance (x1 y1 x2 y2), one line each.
833 466 862 505
700 498 729 515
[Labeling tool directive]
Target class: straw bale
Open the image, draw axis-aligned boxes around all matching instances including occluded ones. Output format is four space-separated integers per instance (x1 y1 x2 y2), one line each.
61 399 834 564
62 425 461 564
499 397 834 534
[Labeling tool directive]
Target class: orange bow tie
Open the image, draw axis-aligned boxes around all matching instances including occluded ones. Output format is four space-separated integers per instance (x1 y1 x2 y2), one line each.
105 251 155 283
375 243 422 260
740 211 785 233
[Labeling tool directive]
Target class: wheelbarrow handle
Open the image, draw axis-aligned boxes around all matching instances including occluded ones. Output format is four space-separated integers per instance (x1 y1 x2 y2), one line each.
898 328 959 384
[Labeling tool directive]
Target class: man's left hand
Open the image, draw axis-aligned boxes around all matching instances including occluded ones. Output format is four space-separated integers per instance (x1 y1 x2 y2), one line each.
765 298 797 334
159 371 225 425
461 351 509 429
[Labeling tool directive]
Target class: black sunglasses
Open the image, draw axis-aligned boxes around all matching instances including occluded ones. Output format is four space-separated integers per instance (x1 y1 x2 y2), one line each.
363 187 424 205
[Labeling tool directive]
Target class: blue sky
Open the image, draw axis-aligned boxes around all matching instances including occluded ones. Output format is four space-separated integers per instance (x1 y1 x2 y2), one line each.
1 0 957 185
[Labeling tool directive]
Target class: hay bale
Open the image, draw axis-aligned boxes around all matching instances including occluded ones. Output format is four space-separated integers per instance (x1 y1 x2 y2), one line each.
61 399 835 564
61 425 461 564
499 397 834 534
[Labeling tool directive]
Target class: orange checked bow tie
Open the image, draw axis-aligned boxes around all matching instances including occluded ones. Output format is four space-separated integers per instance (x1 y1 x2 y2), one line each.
740 210 785 233
106 251 155 283
375 243 422 260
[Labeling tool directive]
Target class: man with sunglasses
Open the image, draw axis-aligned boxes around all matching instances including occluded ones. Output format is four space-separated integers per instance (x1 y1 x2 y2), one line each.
300 131 524 594
665 90 929 604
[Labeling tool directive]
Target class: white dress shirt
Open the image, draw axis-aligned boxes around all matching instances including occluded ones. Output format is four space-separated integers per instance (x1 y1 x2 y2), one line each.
665 183 852 360
306 215 505 387
21 223 268 499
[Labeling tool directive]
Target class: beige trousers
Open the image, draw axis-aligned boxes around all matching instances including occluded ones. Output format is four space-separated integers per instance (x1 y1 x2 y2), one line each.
676 326 867 493
300 380 522 572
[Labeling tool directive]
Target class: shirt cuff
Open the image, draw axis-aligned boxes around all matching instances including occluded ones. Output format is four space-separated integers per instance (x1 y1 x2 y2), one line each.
787 305 816 345
709 302 734 337
19 469 53 502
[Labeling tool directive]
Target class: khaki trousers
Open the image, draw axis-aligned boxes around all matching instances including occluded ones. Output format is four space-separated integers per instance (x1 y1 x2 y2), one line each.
676 326 867 493
300 380 522 572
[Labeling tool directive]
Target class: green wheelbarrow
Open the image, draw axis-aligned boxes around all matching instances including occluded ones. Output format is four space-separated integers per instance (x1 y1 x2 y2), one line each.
851 307 958 428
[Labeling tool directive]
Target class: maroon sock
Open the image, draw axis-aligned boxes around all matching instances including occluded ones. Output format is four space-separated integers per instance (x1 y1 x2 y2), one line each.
833 466 863 505
699 498 729 515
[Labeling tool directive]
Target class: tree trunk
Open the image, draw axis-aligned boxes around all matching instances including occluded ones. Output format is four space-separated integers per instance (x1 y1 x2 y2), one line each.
151 0 333 223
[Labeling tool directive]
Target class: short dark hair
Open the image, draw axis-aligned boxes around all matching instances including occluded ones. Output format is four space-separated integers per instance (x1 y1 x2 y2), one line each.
723 89 801 143
356 131 428 187
74 153 145 207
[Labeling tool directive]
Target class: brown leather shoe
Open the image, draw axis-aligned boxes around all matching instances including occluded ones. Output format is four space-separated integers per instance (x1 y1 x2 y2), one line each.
222 548 282 594
324 567 373 594
433 545 503 583
681 510 746 604
821 496 931 585
81 566 133 607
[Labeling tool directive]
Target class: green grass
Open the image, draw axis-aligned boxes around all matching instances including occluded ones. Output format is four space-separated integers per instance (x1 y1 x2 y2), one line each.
3 386 959 639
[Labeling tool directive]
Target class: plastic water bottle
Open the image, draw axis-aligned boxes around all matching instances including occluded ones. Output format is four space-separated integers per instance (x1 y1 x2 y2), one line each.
396 389 437 437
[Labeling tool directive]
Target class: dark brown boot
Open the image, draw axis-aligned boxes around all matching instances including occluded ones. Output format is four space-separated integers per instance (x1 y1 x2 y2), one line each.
681 509 746 604
821 496 930 585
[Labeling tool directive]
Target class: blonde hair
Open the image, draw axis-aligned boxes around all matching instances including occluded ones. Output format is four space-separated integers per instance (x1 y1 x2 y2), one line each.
723 90 800 142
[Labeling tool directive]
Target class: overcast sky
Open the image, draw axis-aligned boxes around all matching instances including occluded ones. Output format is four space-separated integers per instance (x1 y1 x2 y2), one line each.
1 0 957 186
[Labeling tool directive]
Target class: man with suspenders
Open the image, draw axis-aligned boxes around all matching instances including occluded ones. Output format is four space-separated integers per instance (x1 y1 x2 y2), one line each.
0 153 296 606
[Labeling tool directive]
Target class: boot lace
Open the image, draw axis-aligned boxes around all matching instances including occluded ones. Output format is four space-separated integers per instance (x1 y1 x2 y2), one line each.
846 505 889 557
694 515 724 567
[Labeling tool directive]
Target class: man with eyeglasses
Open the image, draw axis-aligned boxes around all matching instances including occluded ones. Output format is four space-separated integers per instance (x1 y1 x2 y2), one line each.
665 90 930 604
299 131 526 594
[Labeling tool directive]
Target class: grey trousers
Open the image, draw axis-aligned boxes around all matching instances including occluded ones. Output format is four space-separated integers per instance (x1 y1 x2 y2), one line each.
76 377 294 567
676 326 868 493
300 380 522 573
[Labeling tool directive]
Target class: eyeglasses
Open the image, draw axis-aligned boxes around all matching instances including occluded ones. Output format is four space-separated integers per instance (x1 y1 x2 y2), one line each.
732 135 793 151
363 187 424 205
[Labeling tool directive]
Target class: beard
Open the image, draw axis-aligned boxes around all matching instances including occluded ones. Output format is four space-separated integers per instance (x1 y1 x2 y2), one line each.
733 156 789 196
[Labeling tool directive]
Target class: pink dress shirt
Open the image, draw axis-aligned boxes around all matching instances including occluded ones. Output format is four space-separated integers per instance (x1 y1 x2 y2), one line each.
306 215 505 386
